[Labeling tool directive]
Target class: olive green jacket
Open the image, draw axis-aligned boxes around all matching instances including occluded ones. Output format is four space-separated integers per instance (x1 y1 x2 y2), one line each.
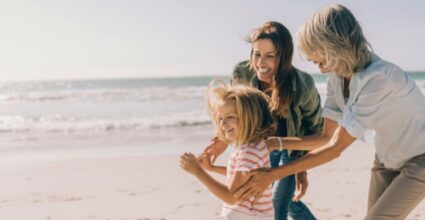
231 60 324 157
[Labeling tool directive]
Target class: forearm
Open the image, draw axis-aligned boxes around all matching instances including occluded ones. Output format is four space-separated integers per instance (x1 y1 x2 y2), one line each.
210 166 227 175
270 142 340 181
270 127 355 181
194 169 237 204
268 134 329 151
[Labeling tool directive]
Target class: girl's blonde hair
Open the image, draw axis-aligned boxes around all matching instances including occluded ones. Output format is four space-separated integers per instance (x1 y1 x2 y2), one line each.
297 4 372 77
206 80 276 146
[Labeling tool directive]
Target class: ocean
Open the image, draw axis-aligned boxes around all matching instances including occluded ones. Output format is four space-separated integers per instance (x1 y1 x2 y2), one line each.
1 72 425 163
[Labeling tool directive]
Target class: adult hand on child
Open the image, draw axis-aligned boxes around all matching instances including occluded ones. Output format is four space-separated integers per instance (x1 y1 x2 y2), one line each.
202 137 227 163
180 152 202 175
293 171 308 201
234 167 275 202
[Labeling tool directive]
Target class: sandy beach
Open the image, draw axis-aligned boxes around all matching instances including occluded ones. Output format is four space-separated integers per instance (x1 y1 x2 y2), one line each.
1 135 424 220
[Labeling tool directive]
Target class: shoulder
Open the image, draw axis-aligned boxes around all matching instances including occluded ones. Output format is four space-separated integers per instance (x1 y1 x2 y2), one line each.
357 55 407 90
293 68 316 91
292 68 320 100
238 141 268 158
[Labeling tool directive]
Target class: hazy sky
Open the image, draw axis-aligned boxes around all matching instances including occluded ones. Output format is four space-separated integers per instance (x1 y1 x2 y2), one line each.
1 0 424 81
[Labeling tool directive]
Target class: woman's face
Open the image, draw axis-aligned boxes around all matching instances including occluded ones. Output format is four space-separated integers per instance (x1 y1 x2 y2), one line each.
252 39 279 85
306 53 331 73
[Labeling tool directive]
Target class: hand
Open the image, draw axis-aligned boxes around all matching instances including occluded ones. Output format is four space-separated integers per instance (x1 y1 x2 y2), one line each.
293 171 308 201
233 167 275 202
180 152 203 176
265 136 279 152
197 153 213 171
202 137 227 163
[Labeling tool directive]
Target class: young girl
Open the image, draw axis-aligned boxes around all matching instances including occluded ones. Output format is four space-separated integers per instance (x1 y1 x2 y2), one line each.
180 81 276 220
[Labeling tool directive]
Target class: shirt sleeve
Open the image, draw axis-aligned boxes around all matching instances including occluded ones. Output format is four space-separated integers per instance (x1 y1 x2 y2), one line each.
300 76 324 136
340 73 392 140
322 76 343 122
234 148 263 172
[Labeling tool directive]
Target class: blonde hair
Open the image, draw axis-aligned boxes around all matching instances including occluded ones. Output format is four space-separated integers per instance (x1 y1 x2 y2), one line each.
206 80 276 146
297 4 372 77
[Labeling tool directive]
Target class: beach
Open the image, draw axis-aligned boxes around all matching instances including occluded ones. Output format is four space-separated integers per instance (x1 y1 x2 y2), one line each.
1 76 425 219
1 127 425 220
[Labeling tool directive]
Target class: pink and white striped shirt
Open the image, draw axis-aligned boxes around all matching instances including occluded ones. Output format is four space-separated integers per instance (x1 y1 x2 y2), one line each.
221 140 274 219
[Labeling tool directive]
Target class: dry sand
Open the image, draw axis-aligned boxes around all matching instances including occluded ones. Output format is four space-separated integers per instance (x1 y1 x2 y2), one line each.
0 140 424 220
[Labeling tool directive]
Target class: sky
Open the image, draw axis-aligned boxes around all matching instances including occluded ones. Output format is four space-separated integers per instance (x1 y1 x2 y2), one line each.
0 0 424 81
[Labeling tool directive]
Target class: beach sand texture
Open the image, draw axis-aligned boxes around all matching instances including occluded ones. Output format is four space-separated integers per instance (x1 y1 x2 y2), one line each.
1 140 424 220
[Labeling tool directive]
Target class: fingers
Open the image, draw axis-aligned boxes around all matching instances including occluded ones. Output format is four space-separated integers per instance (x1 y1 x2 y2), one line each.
293 178 308 202
293 188 306 202
180 152 197 167
233 171 257 200
252 192 262 204
235 186 255 201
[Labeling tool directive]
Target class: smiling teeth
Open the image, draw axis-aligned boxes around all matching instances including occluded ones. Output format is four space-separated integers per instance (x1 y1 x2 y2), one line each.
258 68 269 73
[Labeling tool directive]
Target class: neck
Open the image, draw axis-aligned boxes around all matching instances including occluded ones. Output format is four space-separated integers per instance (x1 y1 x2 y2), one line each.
261 81 272 90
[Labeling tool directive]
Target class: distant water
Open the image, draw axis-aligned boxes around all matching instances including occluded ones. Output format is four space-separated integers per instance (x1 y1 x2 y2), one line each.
0 72 424 149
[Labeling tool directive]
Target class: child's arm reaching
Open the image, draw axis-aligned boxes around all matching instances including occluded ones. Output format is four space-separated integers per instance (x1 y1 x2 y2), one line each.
180 152 250 205
198 153 226 175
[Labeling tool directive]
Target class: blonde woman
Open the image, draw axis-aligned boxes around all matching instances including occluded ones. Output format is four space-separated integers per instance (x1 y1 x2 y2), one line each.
181 82 276 220
235 4 425 219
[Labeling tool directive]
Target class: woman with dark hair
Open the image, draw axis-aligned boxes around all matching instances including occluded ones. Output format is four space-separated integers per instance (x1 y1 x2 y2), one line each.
202 21 323 220
235 5 425 219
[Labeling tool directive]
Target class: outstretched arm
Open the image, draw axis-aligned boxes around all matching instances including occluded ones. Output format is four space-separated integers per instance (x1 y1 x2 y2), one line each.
181 153 250 205
201 137 228 163
267 118 339 152
198 153 227 176
235 121 356 200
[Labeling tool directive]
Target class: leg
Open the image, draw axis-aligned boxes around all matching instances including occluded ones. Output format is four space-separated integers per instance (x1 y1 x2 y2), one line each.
285 152 316 220
271 150 293 220
367 155 399 211
288 201 316 220
272 150 316 220
365 154 425 220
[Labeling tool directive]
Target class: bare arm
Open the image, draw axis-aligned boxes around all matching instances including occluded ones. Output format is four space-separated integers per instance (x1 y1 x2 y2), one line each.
198 151 227 175
180 153 249 204
267 118 339 151
235 120 356 200
201 137 228 163
209 166 227 175
269 125 355 180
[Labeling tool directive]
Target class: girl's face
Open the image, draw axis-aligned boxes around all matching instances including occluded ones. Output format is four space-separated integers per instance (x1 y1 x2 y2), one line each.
216 100 239 143
252 39 279 85
306 53 331 73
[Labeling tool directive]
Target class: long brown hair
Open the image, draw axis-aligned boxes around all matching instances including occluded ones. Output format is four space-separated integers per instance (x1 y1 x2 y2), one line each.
248 21 296 118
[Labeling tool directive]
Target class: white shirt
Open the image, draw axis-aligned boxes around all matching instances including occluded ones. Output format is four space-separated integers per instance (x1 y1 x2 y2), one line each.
323 54 425 169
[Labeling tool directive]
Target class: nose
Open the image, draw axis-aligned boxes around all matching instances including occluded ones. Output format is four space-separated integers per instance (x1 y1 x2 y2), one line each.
256 56 265 67
219 118 227 128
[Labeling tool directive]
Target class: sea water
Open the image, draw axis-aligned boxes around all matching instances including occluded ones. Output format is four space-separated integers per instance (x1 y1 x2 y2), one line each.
1 73 424 163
